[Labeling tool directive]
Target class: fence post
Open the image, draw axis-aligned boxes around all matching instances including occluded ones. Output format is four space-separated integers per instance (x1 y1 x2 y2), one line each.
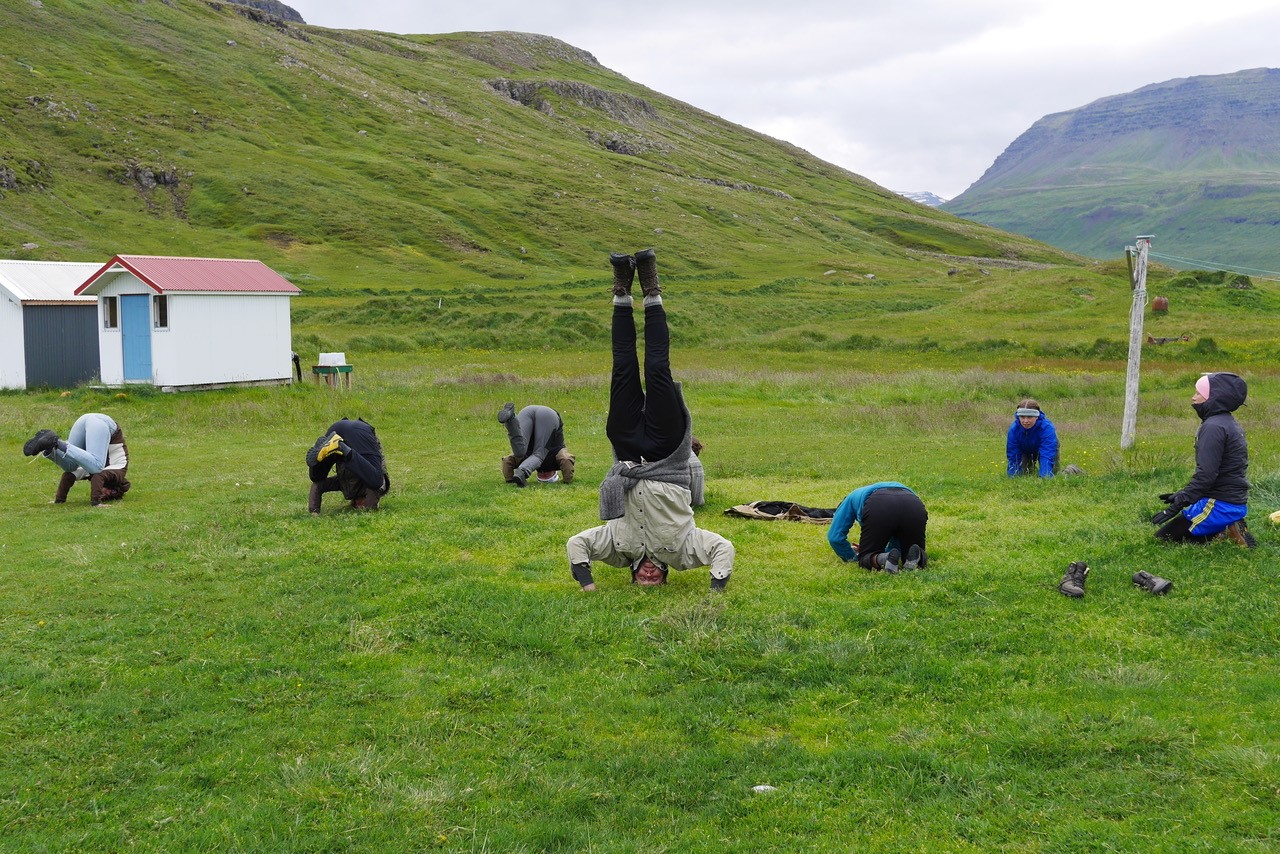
1120 235 1152 449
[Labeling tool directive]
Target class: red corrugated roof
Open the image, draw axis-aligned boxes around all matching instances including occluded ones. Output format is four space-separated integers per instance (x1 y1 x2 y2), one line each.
75 255 301 295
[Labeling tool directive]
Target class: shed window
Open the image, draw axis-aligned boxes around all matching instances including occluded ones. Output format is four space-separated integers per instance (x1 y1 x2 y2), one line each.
103 296 118 329
153 295 169 329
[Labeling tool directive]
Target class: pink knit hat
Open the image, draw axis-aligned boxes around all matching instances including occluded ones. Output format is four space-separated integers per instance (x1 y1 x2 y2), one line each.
1195 375 1212 399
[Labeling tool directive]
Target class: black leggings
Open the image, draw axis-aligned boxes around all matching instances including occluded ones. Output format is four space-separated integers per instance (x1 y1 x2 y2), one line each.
1154 513 1211 544
856 488 929 570
606 302 685 462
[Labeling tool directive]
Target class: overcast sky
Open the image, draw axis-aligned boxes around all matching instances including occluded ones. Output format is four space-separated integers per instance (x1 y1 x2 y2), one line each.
284 1 1280 200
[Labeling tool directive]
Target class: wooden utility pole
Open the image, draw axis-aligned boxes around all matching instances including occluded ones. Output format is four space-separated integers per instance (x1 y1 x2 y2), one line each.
1120 235 1153 449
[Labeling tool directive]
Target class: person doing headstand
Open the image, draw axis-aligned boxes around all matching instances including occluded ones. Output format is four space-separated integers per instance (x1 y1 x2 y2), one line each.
566 249 734 591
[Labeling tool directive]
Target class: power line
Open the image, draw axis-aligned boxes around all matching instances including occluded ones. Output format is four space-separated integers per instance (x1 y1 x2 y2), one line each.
1147 250 1280 281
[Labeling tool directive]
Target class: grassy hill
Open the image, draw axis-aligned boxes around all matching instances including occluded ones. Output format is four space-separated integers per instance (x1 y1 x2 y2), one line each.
1 0 1067 293
944 68 1280 272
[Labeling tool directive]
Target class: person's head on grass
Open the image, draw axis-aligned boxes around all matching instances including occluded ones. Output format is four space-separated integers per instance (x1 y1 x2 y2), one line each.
631 556 669 586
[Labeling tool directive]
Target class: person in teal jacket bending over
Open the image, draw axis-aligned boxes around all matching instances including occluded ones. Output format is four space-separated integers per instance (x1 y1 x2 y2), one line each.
828 482 928 573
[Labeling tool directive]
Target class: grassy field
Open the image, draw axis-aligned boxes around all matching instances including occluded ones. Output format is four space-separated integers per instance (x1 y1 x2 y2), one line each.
3 273 1279 850
5 3 1278 848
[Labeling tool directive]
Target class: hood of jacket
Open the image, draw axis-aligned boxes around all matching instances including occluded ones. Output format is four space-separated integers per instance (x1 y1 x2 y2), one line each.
1193 372 1247 420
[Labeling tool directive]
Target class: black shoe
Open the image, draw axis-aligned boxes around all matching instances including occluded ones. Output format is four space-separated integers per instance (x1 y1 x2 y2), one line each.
511 470 527 488
904 544 924 570
879 548 901 575
498 402 515 423
1058 561 1089 598
1132 570 1173 595
610 253 635 296
634 248 661 297
23 429 59 456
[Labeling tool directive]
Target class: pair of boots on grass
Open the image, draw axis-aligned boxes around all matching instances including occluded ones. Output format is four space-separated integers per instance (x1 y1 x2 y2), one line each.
1058 562 1173 598
870 544 925 574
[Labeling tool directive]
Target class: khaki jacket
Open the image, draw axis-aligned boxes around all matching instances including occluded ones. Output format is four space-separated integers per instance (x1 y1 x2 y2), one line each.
567 479 733 579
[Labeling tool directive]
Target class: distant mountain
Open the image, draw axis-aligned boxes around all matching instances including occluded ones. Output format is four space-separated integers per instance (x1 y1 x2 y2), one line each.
899 191 948 207
944 68 1280 269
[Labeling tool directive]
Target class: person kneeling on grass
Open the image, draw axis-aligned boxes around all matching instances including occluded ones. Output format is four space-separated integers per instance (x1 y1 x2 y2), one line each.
828 482 928 573
565 248 734 592
496 402 575 487
23 412 131 507
305 418 390 513
1150 372 1254 547
1006 398 1060 477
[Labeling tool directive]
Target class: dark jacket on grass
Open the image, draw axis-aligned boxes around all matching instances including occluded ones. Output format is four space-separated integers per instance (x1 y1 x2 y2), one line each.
1171 372 1249 507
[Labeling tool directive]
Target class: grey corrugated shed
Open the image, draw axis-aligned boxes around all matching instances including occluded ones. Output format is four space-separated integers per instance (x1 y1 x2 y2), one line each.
22 304 100 387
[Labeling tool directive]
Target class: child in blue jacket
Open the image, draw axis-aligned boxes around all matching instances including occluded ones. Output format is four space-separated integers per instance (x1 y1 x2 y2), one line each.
1007 399 1059 477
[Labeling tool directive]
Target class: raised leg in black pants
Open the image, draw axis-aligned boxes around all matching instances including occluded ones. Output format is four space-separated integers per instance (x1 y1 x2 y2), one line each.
606 302 685 463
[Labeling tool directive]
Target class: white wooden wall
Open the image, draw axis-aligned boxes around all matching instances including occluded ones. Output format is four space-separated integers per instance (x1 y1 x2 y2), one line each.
0 292 26 389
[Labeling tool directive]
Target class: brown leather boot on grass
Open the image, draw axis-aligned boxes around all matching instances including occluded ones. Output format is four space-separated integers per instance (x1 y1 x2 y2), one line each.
1221 521 1257 548
1132 570 1173 595
1058 561 1089 598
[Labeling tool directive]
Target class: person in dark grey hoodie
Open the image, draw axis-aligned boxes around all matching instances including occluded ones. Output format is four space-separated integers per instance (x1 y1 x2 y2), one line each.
1152 372 1252 544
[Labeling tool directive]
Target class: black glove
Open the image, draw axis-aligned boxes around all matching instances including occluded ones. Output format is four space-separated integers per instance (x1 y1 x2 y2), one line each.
1151 507 1180 526
570 562 594 588
710 576 729 591
1158 492 1176 504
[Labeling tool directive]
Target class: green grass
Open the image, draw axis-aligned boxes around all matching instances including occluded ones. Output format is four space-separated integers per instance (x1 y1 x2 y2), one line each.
3 3 1280 849
2 328 1278 850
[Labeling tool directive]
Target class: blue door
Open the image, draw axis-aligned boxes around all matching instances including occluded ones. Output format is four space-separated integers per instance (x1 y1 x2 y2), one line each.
121 295 152 382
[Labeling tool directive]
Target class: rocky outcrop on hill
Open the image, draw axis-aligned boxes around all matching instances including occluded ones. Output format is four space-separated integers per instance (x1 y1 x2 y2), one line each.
488 79 656 125
224 1 304 23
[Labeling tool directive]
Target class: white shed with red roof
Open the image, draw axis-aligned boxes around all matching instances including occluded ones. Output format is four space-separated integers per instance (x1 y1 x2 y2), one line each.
75 255 301 391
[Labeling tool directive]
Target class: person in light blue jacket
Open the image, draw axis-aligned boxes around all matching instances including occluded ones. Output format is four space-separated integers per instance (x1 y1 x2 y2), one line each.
1006 398 1059 477
828 482 928 573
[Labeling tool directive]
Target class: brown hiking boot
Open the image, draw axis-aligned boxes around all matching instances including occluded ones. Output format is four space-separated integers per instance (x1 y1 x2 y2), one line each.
1058 561 1089 598
1221 521 1257 548
556 447 575 484
1132 570 1173 595
308 481 323 514
634 248 661 297
609 253 635 296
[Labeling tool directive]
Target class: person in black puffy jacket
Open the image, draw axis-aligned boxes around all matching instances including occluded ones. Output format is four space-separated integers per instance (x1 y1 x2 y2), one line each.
1152 372 1251 543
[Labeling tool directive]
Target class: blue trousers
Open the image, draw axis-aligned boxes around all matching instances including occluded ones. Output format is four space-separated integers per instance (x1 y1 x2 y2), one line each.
50 413 118 475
